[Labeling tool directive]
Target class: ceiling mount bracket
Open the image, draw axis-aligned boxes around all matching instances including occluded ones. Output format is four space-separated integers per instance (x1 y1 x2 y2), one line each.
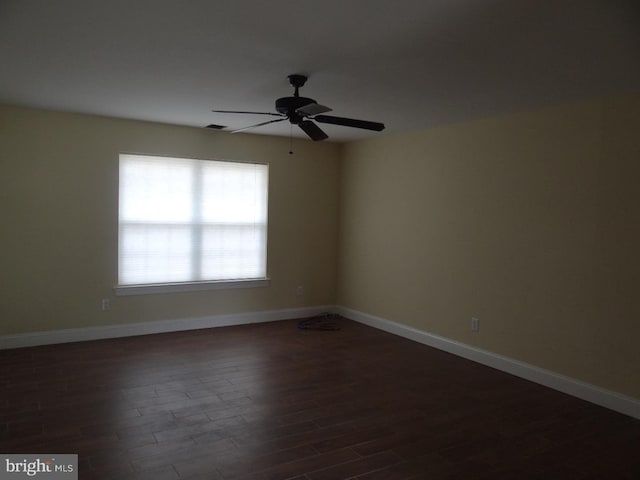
288 74 307 97
288 74 308 88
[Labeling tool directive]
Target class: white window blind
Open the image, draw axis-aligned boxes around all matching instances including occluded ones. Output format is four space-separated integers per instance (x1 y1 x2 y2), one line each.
118 154 268 286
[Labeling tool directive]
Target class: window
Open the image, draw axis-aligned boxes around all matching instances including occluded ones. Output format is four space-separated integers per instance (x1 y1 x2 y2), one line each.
117 154 268 294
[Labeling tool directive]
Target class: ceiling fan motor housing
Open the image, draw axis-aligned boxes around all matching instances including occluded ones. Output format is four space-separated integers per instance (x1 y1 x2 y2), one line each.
275 96 316 123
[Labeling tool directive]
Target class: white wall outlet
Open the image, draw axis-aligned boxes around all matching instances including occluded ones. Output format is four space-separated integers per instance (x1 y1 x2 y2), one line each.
296 285 304 296
471 317 479 332
101 298 111 311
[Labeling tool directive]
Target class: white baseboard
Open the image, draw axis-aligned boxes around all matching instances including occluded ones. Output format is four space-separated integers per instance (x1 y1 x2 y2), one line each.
0 305 334 350
336 306 640 420
3 304 638 420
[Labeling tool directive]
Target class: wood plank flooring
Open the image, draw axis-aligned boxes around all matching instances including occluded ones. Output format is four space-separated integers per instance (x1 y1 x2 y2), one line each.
1 317 639 479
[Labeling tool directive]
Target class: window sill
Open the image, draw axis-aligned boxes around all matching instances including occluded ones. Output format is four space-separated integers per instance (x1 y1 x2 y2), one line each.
114 278 270 296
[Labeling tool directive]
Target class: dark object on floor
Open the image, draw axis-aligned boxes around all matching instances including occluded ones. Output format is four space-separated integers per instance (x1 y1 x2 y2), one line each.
298 312 341 330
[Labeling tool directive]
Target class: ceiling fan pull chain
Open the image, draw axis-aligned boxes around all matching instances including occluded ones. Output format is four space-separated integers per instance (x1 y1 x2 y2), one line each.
289 125 294 155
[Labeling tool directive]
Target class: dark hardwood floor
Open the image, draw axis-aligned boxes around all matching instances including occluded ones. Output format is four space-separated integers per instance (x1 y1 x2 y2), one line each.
1 317 639 479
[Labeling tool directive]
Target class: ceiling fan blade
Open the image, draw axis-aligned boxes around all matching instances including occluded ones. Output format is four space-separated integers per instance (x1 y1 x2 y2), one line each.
296 103 332 117
212 109 284 117
230 118 287 134
298 120 329 141
313 115 385 131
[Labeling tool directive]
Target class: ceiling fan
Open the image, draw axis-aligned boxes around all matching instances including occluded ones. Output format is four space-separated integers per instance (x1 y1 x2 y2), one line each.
211 74 385 141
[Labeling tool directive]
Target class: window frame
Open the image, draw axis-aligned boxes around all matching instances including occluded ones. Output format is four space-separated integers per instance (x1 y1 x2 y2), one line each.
114 153 270 296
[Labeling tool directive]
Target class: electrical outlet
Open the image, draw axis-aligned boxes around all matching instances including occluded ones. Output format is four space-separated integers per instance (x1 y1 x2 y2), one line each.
101 298 111 311
471 317 479 332
296 285 304 296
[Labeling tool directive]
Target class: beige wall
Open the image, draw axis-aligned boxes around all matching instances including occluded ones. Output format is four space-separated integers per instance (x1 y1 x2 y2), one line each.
2 93 639 400
0 105 340 335
338 93 640 399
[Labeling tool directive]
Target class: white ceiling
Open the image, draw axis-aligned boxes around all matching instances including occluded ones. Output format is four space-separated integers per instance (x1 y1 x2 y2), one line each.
1 0 638 142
